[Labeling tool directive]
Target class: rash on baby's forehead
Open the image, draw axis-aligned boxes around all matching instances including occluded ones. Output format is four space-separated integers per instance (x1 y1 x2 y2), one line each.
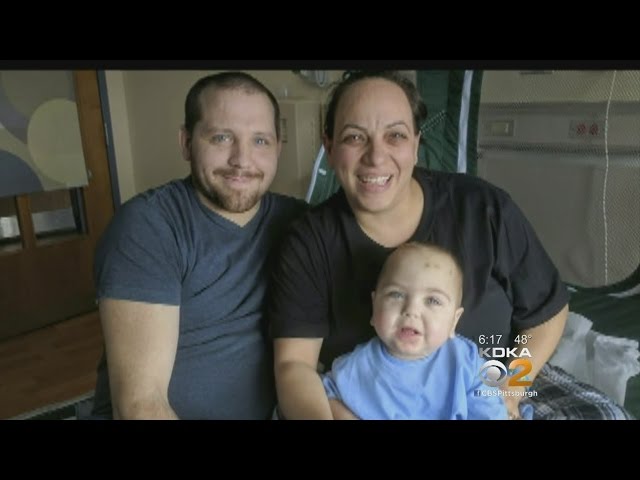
422 260 440 269
383 244 461 283
421 260 457 279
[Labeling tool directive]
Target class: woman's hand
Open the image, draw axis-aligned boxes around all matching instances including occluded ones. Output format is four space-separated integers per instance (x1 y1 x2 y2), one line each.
328 398 359 420
500 385 526 419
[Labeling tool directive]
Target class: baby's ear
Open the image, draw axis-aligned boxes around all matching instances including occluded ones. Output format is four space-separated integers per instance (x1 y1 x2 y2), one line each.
450 307 464 337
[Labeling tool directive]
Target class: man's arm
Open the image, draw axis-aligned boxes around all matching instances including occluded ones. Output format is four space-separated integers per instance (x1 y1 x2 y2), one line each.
99 298 180 419
274 338 333 420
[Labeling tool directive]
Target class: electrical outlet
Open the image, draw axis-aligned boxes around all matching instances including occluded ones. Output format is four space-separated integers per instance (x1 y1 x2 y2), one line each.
569 119 604 139
488 120 514 137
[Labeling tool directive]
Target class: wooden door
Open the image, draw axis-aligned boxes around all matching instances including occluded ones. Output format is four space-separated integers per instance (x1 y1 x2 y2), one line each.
0 71 114 340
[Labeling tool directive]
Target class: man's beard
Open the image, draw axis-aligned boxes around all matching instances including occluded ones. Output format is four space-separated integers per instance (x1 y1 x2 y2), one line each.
192 169 263 214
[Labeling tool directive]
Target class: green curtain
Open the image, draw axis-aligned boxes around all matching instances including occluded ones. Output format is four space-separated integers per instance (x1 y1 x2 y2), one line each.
305 147 341 205
417 70 484 176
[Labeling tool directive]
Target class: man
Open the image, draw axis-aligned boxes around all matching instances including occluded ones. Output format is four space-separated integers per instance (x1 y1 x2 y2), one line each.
90 72 305 419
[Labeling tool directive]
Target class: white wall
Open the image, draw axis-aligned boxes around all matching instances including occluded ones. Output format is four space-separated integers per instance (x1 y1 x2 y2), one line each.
105 70 343 201
478 70 640 287
481 70 640 104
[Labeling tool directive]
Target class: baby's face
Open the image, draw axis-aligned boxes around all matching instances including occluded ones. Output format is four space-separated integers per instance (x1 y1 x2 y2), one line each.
371 247 463 360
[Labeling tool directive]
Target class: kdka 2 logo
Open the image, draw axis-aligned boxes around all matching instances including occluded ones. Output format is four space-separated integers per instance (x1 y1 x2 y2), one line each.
478 347 533 387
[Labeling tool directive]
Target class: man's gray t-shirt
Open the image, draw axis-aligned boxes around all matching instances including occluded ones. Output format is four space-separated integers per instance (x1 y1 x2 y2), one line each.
92 177 305 419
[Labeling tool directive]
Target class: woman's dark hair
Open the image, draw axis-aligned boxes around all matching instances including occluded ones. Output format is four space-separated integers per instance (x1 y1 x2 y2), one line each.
323 71 427 140
184 71 280 139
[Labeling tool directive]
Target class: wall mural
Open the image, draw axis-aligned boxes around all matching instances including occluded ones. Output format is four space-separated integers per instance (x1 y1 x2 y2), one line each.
0 71 88 198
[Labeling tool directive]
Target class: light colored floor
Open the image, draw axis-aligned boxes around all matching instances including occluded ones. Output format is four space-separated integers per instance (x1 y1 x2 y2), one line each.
0 310 103 419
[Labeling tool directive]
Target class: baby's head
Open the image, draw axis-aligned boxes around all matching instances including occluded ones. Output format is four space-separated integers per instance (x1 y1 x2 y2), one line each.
371 242 464 360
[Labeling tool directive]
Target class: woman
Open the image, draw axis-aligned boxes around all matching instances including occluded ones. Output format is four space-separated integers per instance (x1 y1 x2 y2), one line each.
268 71 569 420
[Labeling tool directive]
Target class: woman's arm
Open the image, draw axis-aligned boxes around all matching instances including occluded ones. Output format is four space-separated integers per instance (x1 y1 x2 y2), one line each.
518 303 568 380
501 303 568 418
274 338 333 419
494 195 571 418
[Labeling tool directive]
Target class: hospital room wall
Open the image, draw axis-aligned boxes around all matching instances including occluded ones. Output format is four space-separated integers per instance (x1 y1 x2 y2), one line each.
482 70 640 103
478 71 640 288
